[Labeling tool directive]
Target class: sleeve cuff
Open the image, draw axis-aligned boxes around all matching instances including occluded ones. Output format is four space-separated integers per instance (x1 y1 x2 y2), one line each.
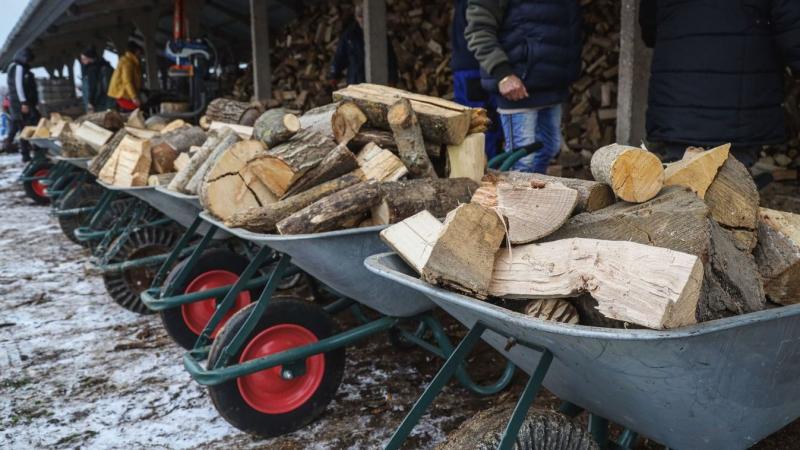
491 63 515 84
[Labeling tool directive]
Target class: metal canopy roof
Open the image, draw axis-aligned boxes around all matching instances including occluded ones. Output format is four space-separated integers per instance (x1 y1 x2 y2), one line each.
0 0 304 71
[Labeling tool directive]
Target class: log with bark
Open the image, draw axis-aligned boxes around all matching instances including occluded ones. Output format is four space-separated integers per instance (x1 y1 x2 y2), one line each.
151 126 207 153
333 84 472 145
253 109 301 147
167 131 223 193
89 129 128 176
151 144 180 174
754 208 800 305
225 171 364 232
78 110 124 131
247 130 339 197
664 144 730 198
348 128 442 159
486 171 615 214
276 180 382 234
546 187 767 321
281 144 359 197
208 121 254 139
371 178 479 225
490 238 704 330
298 103 337 139
388 98 438 179
205 98 263 126
200 140 277 220
590 144 664 203
184 130 241 195
704 156 760 251
331 101 367 144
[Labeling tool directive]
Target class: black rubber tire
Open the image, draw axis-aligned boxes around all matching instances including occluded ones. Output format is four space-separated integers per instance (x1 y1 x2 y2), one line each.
56 183 103 246
102 227 180 314
88 201 162 252
160 249 260 350
22 160 52 205
440 405 599 450
208 299 345 437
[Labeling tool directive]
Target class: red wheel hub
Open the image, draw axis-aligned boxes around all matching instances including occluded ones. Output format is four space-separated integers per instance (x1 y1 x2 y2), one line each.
31 168 49 198
237 324 325 414
181 270 251 337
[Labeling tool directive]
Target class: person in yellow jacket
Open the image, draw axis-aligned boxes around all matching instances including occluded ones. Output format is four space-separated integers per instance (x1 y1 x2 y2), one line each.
107 42 144 112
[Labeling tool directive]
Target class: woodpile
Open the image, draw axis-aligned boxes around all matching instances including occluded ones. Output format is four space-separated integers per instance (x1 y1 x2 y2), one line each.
381 143 796 331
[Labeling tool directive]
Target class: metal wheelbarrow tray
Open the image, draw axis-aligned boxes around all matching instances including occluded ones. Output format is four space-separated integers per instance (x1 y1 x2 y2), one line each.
28 137 62 155
366 253 800 450
52 155 90 170
199 212 431 317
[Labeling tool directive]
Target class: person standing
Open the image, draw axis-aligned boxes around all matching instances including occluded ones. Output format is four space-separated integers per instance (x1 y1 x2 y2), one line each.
80 47 114 112
107 42 144 112
465 0 582 173
451 0 502 159
640 0 800 170
5 48 40 162
328 3 398 86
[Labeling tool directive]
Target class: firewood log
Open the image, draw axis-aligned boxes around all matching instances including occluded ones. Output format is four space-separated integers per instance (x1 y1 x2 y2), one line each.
331 101 367 144
485 172 615 214
151 144 180 174
379 210 442 274
152 126 207 153
348 128 442 159
173 153 191 173
253 108 301 147
590 144 664 203
276 180 382 234
490 238 704 330
205 98 262 126
664 144 730 198
524 299 580 324
168 132 222 193
148 172 176 186
185 130 241 194
127 109 146 129
447 133 486 182
388 98 438 179
100 135 152 187
754 208 800 305
704 156 760 251
357 143 408 182
78 110 123 131
225 171 364 232
89 129 127 176
371 178 478 225
74 122 114 151
281 144 359 197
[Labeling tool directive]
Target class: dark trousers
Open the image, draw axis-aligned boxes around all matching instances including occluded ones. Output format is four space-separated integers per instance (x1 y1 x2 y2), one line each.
7 112 40 162
648 141 759 168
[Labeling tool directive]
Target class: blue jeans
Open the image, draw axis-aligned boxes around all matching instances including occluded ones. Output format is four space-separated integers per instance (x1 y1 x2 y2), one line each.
453 69 502 159
500 105 562 174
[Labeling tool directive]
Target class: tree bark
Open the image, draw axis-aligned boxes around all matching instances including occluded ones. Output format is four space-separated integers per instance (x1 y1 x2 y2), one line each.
276 180 382 234
388 98 438 179
253 108 301 147
281 144 359 197
487 171 615 213
151 143 179 174
151 126 207 153
371 178 478 225
754 208 800 305
704 156 760 250
89 129 127 176
590 144 664 203
205 98 262 126
78 110 124 131
184 129 241 195
225 171 364 232
167 132 222 193
348 128 442 158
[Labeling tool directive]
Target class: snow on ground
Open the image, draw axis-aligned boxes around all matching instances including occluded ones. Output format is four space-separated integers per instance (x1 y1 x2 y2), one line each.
0 154 498 449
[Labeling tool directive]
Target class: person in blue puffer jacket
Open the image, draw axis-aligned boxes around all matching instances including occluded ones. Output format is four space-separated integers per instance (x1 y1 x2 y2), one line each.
465 0 582 173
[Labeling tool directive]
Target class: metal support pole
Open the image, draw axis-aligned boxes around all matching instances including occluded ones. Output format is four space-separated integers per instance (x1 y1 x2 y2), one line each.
616 0 652 146
134 12 161 90
250 0 272 101
363 0 388 84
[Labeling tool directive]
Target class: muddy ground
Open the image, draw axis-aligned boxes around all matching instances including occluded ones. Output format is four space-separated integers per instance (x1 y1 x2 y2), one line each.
1 153 799 449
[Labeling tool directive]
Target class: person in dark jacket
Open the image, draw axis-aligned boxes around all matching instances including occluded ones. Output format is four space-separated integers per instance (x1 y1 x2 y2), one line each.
328 3 398 86
452 0 501 159
640 0 800 167
5 48 40 162
80 47 114 112
465 0 582 173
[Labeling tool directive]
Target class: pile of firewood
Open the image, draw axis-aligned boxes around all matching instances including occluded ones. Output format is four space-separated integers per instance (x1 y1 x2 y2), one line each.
189 84 488 235
382 140 800 331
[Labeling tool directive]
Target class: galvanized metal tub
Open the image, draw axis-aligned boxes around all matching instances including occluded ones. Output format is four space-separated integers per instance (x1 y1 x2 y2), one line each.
200 212 432 318
365 252 800 450
28 137 62 155
52 155 90 169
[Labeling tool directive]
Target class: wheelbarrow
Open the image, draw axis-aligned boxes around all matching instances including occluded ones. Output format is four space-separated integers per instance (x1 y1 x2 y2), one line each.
17 139 60 205
48 156 103 246
178 211 515 438
365 252 800 450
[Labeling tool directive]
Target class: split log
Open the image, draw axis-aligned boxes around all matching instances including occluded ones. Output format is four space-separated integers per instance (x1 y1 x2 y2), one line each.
74 122 114 151
298 103 337 139
473 179 579 244
127 109 146 129
388 98 438 179
486 172 614 214
248 130 339 197
333 84 472 145
208 121 254 139
152 126 207 153
590 144 664 203
151 144 180 174
33 118 50 138
253 109 301 147
422 203 506 297
89 129 127 176
49 118 69 139
148 172 176 186
276 180 382 234
524 299 580 324
125 126 160 140
281 144 359 197
168 132 223 193
100 135 152 187
160 119 186 134
225 171 364 232
78 110 123 130
447 133 486 182
205 98 262 126
60 132 95 158
357 143 408 182
754 208 800 305
704 156 760 248
185 130 241 194
200 140 277 220
173 153 191 173
380 211 442 274
19 126 35 140
664 144 730 198
331 101 367 144
490 238 704 330
547 187 766 321
371 178 478 225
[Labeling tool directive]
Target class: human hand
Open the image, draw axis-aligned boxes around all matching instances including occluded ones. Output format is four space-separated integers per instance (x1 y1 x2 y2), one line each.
21 103 29 114
499 75 529 102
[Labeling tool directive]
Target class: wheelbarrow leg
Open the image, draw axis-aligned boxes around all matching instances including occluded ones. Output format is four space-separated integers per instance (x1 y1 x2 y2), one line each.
497 350 553 450
87 190 117 228
384 323 487 450
616 429 638 449
559 401 584 418
151 217 212 292
98 201 148 264
588 414 610 449
92 198 136 258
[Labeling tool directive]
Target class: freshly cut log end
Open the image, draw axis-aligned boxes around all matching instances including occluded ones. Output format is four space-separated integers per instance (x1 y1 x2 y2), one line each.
754 208 800 305
422 203 506 297
488 171 614 213
254 108 301 147
495 181 579 244
523 299 580 325
664 143 730 198
331 101 367 144
380 210 443 274
490 238 704 330
590 144 664 203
